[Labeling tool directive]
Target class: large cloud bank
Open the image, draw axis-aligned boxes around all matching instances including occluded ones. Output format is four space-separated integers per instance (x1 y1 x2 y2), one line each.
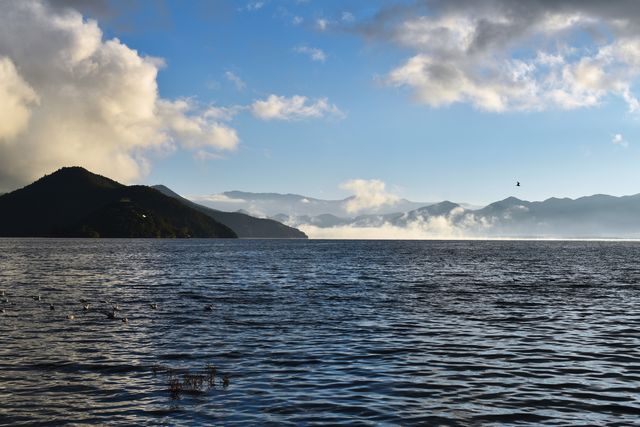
0 0 238 191
363 0 640 112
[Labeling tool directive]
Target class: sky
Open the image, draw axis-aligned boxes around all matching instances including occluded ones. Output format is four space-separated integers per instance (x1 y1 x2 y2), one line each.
1 0 640 206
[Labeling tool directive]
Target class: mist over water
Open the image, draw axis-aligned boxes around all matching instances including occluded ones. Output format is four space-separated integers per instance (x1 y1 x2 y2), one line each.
1 239 640 425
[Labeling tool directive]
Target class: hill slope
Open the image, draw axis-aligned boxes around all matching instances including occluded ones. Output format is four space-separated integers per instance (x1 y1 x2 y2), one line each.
0 167 237 238
152 185 307 238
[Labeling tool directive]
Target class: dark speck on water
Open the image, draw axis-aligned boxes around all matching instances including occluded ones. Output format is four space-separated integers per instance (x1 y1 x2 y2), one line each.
1 238 640 425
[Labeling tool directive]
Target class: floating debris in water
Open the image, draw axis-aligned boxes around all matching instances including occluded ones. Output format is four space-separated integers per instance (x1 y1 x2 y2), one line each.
204 305 214 311
168 378 182 399
49 304 55 311
150 303 158 310
205 363 217 387
157 363 229 399
83 303 90 311
67 314 75 320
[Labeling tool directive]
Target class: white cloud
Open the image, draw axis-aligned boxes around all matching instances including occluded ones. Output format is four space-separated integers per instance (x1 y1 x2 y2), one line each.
0 1 239 191
191 193 245 203
374 2 640 113
158 99 239 151
0 57 39 140
316 18 329 31
203 105 244 121
340 179 400 214
194 150 224 161
247 2 264 11
294 45 327 62
205 80 220 90
341 12 354 23
292 16 304 26
299 213 485 239
612 133 629 147
239 2 264 12
225 71 246 91
299 223 455 239
295 204 495 239
251 94 342 120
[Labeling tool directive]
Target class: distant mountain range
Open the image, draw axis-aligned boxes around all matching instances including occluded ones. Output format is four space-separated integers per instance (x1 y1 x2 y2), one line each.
185 189 640 238
273 195 640 239
3 168 638 239
184 189 640 238
193 190 437 217
0 168 307 239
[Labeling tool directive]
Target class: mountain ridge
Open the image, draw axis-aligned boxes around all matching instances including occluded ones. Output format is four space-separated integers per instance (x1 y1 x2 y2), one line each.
194 190 440 217
271 192 640 238
0 167 237 238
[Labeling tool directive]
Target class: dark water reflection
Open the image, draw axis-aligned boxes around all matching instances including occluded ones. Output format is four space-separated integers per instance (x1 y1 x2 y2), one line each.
1 239 640 425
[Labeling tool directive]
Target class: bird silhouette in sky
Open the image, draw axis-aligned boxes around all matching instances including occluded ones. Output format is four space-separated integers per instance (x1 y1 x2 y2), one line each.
516 181 521 187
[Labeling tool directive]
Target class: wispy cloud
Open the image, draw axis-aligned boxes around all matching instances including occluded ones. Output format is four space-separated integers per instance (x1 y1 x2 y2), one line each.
205 79 220 90
204 105 244 122
159 99 240 151
251 94 342 120
240 1 264 12
194 150 224 161
612 133 630 147
341 11 354 23
191 194 246 203
316 18 329 31
225 71 246 91
294 45 327 62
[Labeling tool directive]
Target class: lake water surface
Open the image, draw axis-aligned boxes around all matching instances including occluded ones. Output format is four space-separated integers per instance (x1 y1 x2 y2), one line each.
1 239 640 426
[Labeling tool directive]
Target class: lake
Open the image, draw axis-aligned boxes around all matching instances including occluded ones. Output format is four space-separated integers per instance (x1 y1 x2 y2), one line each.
1 239 639 425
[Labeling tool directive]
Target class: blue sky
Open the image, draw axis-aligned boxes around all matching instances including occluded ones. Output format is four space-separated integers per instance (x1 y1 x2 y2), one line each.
1 0 640 205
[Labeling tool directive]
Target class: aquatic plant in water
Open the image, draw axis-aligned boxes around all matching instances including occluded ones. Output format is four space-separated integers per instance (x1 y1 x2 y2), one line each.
152 363 230 399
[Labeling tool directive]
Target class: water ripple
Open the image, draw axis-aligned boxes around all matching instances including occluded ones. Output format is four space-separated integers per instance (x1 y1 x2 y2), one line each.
1 239 640 425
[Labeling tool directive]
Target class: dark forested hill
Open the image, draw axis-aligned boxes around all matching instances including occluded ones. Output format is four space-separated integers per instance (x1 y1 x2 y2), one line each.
0 167 237 238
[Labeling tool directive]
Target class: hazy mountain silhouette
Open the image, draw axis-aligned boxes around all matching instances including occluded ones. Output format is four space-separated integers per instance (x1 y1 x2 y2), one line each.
275 194 640 238
473 194 640 237
152 185 307 238
0 167 236 238
195 190 436 217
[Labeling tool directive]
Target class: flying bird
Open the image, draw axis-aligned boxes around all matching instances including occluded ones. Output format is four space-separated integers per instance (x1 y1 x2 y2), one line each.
516 181 521 187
